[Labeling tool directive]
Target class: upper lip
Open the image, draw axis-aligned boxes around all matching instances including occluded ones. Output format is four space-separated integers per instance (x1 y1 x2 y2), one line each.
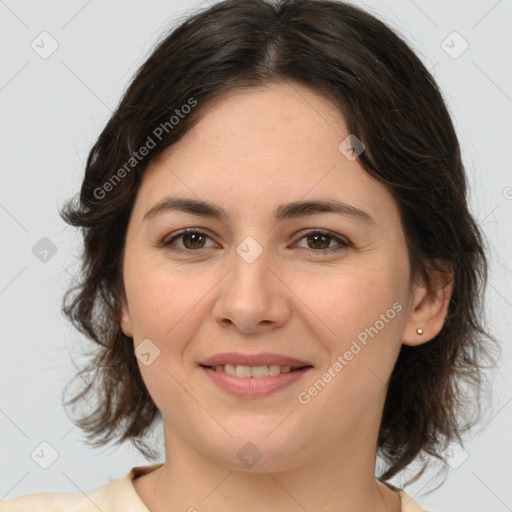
199 352 312 368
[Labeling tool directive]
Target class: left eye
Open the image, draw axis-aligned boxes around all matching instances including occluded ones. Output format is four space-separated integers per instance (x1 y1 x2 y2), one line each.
161 228 350 253
295 230 350 252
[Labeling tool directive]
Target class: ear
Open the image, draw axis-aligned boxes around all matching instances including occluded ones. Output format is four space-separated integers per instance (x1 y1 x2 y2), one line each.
119 294 134 338
402 260 454 346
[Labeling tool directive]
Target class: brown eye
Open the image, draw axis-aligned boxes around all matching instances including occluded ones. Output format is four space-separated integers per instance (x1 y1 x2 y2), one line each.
295 230 350 254
181 232 207 250
306 233 330 250
162 229 216 252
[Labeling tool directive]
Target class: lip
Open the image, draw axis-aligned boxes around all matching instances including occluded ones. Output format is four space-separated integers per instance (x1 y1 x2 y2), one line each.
199 352 312 368
200 365 313 398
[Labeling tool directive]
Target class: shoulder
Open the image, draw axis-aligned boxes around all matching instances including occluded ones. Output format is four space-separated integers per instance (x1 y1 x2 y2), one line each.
0 489 103 511
399 489 431 512
0 464 162 512
382 479 430 512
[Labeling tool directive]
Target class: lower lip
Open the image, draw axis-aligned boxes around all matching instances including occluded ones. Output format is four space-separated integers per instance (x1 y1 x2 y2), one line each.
200 366 312 398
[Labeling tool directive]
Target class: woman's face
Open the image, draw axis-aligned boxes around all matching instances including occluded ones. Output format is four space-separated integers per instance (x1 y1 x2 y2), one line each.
120 82 426 471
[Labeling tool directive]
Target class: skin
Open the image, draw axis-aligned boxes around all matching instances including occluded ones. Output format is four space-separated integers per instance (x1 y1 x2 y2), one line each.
120 81 453 512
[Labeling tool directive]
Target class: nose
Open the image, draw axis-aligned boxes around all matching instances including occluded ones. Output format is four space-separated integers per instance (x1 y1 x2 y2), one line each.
212 242 291 334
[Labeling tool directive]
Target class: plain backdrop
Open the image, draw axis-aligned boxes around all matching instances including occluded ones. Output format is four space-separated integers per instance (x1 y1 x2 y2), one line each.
0 1 511 511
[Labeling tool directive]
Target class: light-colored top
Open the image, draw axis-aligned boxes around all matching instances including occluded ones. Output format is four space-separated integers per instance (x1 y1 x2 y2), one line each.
0 463 429 511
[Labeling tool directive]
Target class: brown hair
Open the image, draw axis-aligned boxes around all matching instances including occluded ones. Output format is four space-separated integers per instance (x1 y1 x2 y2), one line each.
59 0 499 487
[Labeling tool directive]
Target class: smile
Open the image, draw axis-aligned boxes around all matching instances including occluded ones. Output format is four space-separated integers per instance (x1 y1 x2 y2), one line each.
200 364 312 398
205 364 301 377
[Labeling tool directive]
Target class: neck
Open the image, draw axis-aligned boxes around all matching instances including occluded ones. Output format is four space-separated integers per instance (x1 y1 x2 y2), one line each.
133 416 401 512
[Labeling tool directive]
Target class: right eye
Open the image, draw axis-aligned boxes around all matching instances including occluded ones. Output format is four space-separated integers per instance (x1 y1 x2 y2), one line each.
161 228 217 252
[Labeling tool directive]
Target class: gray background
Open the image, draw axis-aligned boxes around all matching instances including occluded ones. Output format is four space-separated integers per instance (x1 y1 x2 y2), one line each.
0 1 511 511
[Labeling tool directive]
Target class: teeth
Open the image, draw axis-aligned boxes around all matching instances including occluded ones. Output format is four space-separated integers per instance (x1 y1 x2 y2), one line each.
268 364 281 376
235 365 252 377
251 365 269 378
210 364 298 377
224 364 236 376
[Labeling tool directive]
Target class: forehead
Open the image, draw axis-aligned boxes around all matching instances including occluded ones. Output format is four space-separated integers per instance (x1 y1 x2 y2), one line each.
133 82 401 228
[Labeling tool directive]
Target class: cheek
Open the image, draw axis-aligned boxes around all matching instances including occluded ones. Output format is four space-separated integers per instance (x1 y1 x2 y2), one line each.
124 266 213 412
125 277 172 340
289 260 408 368
124 260 207 339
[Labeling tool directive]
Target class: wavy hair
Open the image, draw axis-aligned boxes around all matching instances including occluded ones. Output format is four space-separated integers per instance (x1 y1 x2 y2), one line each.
59 0 499 488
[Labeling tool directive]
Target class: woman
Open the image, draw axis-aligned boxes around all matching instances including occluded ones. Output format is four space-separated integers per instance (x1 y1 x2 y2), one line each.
1 0 498 510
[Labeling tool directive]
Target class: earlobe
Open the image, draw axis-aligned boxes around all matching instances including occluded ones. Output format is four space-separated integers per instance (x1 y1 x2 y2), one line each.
120 297 134 338
403 264 454 346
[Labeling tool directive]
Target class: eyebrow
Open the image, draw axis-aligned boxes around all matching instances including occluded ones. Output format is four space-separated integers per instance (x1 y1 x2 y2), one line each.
142 197 375 225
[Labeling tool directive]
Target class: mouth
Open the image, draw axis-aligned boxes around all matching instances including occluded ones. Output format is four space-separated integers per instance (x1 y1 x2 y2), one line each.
198 354 314 398
199 363 313 400
200 363 309 377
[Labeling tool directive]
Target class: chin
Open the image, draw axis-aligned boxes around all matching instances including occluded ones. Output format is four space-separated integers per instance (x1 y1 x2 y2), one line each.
198 422 310 473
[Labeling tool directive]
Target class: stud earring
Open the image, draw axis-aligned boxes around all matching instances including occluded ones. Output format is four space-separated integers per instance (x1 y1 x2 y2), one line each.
417 328 423 335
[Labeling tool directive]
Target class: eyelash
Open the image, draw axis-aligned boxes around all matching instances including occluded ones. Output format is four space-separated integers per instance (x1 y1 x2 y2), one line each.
161 228 351 255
